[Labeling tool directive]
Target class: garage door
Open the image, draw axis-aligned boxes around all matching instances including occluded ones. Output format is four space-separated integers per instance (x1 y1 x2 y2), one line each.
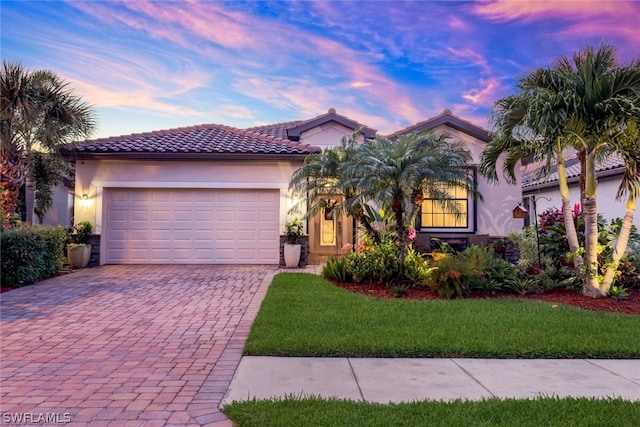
105 188 279 264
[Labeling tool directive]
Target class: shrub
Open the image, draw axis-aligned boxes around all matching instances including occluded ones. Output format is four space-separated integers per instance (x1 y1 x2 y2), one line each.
431 245 519 298
344 239 400 284
402 249 434 287
508 226 551 270
1 224 69 287
322 257 353 283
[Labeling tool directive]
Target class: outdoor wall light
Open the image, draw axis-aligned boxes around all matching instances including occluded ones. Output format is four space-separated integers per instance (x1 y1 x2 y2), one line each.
79 193 90 208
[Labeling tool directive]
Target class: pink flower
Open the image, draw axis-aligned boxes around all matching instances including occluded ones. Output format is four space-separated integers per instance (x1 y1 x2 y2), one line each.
340 243 354 253
406 229 417 240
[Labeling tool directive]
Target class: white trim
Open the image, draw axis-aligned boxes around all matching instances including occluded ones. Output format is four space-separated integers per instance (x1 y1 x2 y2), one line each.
91 181 289 189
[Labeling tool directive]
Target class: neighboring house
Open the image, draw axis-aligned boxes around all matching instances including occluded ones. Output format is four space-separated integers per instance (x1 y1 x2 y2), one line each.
521 155 639 229
65 108 522 265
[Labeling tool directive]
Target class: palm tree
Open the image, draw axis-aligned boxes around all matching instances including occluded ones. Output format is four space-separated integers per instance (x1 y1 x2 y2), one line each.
480 68 583 269
601 121 640 289
289 131 381 243
557 44 640 295
1 61 96 228
351 132 475 263
482 43 640 296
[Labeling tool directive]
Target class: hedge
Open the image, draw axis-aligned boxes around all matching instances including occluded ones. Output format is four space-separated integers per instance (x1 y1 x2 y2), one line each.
1 224 69 288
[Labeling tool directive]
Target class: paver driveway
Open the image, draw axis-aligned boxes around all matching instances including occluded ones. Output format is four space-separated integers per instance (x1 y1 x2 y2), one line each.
0 265 277 426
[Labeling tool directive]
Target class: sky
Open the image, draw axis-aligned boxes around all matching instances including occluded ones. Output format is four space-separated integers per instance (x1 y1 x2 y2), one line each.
2 0 639 139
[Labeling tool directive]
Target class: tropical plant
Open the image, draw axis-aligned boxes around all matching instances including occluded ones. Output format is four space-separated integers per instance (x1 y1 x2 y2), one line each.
289 132 381 243
289 130 477 268
284 218 304 244
70 220 93 245
1 61 96 228
350 132 476 264
481 43 640 296
343 238 400 285
508 226 549 270
30 151 73 223
505 277 538 295
321 256 353 283
402 248 435 287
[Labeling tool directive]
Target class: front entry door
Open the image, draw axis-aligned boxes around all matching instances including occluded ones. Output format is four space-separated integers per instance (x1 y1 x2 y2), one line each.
309 202 352 257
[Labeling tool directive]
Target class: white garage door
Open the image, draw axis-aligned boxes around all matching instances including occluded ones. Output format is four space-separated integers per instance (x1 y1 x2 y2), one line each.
105 188 279 264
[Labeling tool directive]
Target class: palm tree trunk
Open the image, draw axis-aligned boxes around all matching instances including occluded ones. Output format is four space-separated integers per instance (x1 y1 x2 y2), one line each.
582 152 601 296
1 152 28 229
601 196 637 292
352 205 380 244
556 149 582 267
392 198 408 270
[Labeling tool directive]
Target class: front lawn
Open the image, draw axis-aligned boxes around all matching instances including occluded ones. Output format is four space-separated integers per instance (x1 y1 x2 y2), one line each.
224 396 639 427
244 273 640 358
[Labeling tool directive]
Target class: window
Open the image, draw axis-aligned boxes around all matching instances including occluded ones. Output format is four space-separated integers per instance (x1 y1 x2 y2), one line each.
420 177 475 231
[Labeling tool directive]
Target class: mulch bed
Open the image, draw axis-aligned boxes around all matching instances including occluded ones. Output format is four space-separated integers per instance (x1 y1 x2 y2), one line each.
333 282 640 315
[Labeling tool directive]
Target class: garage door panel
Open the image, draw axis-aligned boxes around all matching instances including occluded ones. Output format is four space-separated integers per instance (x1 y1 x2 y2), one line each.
132 192 151 202
105 188 279 264
216 192 235 203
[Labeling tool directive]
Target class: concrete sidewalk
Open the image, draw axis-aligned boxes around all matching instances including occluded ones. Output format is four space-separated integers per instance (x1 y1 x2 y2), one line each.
222 357 640 405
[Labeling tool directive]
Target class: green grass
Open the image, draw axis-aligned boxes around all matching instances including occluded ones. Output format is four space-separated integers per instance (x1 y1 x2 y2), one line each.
224 396 640 427
244 273 640 358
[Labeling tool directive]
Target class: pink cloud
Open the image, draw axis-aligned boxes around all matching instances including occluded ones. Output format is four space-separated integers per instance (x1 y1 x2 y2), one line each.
474 0 635 20
462 77 503 105
447 47 492 74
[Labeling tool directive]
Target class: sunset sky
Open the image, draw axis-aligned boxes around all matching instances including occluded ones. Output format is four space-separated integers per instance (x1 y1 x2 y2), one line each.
3 1 639 139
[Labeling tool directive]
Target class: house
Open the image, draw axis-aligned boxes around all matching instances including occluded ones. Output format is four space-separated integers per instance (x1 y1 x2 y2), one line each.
522 155 639 229
65 108 522 265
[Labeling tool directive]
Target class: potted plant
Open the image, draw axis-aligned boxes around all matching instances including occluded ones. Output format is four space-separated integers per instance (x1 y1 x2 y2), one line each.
283 218 304 268
67 221 93 269
492 238 509 254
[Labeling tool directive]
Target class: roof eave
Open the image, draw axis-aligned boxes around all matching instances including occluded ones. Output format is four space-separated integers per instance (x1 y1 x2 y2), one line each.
522 167 625 192
67 152 315 161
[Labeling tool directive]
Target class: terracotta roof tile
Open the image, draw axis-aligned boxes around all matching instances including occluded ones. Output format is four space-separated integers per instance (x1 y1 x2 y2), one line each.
245 120 306 139
522 155 624 189
71 124 320 157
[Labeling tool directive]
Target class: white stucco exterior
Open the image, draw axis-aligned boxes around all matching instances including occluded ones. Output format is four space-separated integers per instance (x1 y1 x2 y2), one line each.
67 109 524 264
523 174 640 229
426 126 522 237
74 159 303 231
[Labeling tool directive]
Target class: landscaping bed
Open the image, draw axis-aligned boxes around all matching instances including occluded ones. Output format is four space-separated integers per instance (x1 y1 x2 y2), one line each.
333 281 640 315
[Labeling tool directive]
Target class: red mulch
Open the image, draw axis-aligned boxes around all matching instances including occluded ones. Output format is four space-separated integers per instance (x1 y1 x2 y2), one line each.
333 282 640 315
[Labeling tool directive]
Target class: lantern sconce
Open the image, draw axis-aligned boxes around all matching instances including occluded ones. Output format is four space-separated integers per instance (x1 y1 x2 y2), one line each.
324 199 337 220
79 193 90 208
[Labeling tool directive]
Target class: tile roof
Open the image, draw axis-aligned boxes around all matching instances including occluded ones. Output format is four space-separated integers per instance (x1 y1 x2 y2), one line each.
522 155 625 190
387 109 492 142
245 120 306 140
69 124 320 159
246 108 376 140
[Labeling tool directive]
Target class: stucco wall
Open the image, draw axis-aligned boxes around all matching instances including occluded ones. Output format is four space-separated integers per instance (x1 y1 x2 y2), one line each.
74 159 303 234
524 175 640 229
40 184 73 228
299 122 360 149
430 126 523 237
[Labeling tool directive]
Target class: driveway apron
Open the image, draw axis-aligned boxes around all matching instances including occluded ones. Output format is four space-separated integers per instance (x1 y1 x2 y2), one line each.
0 265 276 426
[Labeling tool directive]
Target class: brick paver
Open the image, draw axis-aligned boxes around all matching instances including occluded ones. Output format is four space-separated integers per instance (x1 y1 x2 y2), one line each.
0 265 276 426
